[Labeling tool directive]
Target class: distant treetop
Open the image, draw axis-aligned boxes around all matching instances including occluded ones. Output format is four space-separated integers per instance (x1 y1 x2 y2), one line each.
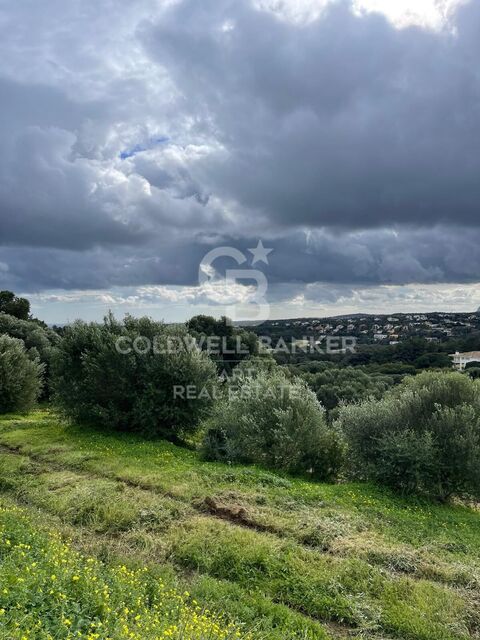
0 291 30 321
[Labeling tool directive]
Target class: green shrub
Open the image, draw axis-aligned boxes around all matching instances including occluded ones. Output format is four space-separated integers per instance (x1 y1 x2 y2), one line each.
0 335 44 413
52 314 217 439
186 314 258 374
0 313 58 362
202 366 344 479
337 371 480 500
466 366 480 380
296 365 391 412
0 313 59 397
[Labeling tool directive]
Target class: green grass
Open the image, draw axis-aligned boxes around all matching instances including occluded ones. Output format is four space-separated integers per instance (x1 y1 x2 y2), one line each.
0 409 479 639
0 501 245 640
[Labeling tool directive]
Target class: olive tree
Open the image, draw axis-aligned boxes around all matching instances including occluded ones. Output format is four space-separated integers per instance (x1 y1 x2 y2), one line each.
337 371 480 500
202 366 344 479
52 314 217 439
0 335 44 413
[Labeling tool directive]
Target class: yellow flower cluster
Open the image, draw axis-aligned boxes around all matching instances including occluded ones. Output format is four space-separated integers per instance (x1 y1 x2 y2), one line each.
0 505 248 640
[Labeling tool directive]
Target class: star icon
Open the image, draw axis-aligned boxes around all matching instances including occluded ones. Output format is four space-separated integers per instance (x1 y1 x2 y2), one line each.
248 240 273 265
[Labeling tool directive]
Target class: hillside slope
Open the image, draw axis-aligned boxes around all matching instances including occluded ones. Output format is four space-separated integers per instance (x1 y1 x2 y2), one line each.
0 410 479 639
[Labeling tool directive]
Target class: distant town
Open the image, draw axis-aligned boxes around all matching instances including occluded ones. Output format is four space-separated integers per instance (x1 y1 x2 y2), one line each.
245 312 480 370
249 311 480 346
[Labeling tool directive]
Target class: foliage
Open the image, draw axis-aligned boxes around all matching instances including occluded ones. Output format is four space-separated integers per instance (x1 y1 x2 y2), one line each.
186 315 258 374
289 361 336 374
337 371 480 500
0 313 59 397
362 362 418 385
465 361 480 369
0 335 44 413
368 362 418 376
232 354 279 377
465 366 480 379
202 366 344 479
293 365 391 412
347 338 450 369
0 290 30 320
52 314 217 439
413 352 453 369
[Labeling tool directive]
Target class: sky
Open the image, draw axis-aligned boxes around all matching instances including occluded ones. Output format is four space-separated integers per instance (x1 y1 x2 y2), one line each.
1 0 480 324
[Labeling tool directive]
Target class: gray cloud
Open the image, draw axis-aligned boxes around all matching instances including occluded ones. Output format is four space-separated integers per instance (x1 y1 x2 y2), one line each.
1 0 480 307
3 225 480 295
142 0 480 229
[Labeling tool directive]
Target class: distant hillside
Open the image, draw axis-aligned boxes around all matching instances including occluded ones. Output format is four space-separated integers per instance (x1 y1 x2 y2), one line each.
243 312 480 348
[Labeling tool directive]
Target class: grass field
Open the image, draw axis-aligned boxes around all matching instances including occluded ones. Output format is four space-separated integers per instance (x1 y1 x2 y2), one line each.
0 410 479 639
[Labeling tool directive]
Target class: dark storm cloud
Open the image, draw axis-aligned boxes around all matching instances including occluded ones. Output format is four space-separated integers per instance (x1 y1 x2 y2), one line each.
141 0 480 229
3 225 480 295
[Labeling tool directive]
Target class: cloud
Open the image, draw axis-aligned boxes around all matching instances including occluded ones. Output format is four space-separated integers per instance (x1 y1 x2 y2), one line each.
25 280 480 326
4 225 480 297
141 0 480 230
1 0 480 319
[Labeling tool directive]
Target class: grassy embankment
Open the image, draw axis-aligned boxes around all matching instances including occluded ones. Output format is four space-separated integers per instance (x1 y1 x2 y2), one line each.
0 409 479 639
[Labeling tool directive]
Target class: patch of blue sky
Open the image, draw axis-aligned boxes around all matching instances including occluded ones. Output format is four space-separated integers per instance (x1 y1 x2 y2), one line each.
120 135 169 160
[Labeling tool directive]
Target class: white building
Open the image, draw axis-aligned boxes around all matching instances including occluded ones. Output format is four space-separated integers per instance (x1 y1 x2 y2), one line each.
450 351 480 371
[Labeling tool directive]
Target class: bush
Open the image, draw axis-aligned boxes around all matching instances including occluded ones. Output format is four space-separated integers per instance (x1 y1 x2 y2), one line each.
413 352 452 369
52 314 217 439
0 313 58 362
186 314 258 374
337 371 480 500
0 335 44 413
296 365 391 412
0 313 59 397
202 366 344 479
466 366 480 380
